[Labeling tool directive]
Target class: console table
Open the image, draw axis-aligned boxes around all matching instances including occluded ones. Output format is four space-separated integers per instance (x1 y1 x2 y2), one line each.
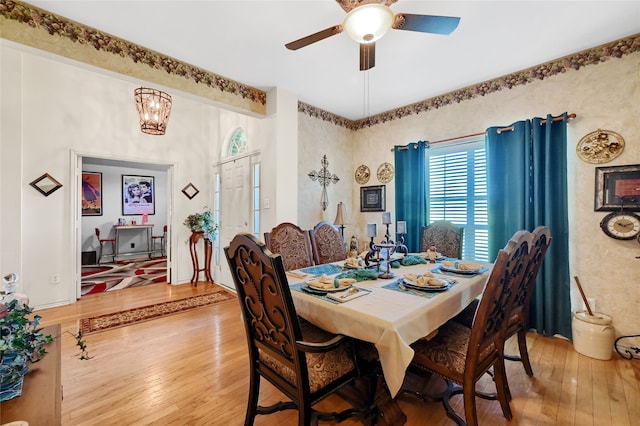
189 231 213 285
0 324 61 425
112 224 154 260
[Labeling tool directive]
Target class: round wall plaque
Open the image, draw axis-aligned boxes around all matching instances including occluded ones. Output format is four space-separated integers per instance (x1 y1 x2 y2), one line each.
354 164 370 184
377 162 394 183
576 129 625 164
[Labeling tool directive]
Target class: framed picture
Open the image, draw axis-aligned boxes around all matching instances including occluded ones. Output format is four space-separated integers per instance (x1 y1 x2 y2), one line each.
360 185 386 212
595 164 640 211
81 172 102 216
29 173 63 197
122 175 155 215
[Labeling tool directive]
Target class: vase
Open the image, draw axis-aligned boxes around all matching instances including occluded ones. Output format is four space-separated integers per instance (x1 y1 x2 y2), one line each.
0 352 27 402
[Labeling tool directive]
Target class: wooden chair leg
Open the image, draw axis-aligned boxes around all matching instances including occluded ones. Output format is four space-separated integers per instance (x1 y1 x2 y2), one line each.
493 359 513 420
517 329 534 376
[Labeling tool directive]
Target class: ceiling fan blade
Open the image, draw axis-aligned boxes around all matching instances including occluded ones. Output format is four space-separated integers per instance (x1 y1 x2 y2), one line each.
285 25 343 50
360 42 375 71
392 14 460 35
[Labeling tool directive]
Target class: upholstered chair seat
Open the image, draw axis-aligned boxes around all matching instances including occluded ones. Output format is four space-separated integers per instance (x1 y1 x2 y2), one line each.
259 318 356 394
412 322 496 380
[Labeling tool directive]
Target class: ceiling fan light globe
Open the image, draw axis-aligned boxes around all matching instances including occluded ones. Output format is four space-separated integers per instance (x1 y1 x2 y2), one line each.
343 4 393 44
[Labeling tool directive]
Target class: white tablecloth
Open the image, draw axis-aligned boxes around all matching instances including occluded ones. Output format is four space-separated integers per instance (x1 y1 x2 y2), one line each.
288 262 489 397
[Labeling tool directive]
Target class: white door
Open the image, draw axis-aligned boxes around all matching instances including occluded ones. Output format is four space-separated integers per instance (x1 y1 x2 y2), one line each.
216 156 251 289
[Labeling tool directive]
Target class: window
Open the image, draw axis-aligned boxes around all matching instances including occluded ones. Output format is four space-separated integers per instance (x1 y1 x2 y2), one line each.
214 172 220 266
228 128 247 156
252 162 260 239
426 138 488 261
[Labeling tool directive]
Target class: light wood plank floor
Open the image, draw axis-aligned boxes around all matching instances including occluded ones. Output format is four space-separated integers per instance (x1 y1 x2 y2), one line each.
35 282 639 426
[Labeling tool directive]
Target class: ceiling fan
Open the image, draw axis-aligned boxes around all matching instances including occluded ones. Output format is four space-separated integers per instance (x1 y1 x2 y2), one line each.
285 0 460 71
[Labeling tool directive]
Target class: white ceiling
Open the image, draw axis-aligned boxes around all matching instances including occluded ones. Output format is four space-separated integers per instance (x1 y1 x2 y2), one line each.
27 1 640 120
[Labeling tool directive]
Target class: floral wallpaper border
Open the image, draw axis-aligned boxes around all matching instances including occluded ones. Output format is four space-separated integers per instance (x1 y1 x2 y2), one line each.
0 0 266 112
1 1 637 129
303 33 640 130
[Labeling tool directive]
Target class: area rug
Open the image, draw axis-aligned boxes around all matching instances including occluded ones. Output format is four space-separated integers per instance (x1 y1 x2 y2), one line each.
79 290 235 335
81 258 167 296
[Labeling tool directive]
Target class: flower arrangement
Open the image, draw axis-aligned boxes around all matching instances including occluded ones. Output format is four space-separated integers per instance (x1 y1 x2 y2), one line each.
184 208 218 241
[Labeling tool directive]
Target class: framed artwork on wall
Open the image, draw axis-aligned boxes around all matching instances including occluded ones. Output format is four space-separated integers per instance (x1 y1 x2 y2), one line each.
122 174 155 215
360 185 386 212
595 164 640 211
81 172 102 216
29 173 62 197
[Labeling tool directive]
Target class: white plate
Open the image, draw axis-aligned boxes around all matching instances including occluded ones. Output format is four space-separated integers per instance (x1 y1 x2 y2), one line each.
439 264 485 275
403 280 451 292
307 282 352 293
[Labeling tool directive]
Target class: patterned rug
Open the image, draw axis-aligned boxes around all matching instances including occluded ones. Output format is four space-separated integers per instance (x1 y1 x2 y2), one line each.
79 290 235 335
81 258 167 296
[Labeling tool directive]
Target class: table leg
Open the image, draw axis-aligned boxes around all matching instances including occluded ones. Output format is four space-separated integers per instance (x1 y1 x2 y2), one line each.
190 238 199 285
204 241 214 283
115 228 120 261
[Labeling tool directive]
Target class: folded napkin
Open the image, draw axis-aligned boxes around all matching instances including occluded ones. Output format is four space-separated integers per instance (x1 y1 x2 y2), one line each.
441 261 482 271
403 272 446 287
309 274 347 290
334 269 379 282
344 257 365 268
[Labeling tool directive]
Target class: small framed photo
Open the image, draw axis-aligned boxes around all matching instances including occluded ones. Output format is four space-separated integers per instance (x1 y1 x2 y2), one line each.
122 175 155 215
181 183 199 199
360 185 386 212
595 164 640 211
82 172 103 216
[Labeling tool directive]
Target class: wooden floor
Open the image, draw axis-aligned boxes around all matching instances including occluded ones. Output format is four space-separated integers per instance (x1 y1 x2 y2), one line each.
35 282 639 426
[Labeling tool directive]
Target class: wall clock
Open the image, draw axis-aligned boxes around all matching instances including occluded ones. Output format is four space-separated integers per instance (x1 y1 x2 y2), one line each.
576 129 625 164
354 164 370 184
599 210 640 240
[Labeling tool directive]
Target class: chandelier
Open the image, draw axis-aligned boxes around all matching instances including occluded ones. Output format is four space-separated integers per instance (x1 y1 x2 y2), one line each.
134 87 172 135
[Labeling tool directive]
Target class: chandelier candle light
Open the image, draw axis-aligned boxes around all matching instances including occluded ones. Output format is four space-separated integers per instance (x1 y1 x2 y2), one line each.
134 87 172 135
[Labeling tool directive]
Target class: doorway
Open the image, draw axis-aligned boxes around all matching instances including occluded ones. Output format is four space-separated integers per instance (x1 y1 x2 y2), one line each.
215 154 253 289
74 154 174 298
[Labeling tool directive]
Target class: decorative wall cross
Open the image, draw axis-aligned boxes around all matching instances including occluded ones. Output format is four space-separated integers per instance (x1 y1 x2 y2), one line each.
308 154 340 211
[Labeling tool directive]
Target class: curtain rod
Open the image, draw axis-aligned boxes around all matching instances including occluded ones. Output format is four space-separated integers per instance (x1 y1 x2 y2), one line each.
392 113 576 151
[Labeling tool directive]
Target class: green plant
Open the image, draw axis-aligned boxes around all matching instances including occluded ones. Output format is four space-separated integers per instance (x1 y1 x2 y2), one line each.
184 208 218 241
0 300 92 386
0 299 54 384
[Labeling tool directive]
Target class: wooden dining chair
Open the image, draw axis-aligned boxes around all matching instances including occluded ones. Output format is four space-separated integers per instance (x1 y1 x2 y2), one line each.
95 227 116 264
453 226 551 378
264 222 315 271
405 230 532 426
224 233 373 426
420 220 464 259
309 221 346 265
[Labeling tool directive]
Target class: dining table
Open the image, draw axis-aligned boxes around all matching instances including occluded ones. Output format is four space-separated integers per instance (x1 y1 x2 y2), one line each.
285 258 491 400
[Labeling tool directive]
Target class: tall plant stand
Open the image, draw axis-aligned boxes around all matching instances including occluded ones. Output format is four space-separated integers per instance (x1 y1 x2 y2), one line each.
189 231 213 286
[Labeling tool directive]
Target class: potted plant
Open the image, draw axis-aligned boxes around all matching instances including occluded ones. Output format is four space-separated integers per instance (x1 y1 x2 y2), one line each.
184 208 218 241
0 299 92 402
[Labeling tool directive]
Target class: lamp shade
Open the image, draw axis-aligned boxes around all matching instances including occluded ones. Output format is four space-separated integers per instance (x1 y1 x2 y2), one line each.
343 4 394 43
334 202 345 226
134 87 172 135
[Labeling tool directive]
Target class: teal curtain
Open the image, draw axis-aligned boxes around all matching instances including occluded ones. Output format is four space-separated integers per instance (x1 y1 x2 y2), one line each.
486 113 571 338
394 141 428 252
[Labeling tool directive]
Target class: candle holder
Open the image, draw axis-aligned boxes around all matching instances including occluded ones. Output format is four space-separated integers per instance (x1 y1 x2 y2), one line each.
395 233 408 254
364 236 381 271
